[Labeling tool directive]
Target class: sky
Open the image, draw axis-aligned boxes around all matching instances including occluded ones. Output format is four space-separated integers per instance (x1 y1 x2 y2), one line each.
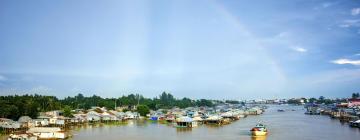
1 0 360 99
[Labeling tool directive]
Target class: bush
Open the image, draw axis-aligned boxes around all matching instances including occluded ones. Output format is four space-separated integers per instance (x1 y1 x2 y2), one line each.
136 105 150 117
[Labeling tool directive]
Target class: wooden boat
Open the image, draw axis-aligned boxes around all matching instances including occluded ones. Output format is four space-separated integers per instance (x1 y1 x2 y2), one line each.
250 123 268 136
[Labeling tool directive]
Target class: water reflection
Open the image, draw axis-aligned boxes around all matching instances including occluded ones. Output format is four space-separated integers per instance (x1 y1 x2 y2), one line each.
251 136 267 140
66 105 360 140
176 128 193 133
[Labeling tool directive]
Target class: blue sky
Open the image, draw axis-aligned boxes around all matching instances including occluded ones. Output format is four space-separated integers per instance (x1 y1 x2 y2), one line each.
1 0 360 99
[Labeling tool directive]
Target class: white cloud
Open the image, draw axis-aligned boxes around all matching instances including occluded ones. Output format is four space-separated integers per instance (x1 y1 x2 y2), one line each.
313 2 336 10
352 8 360 16
331 59 360 66
291 46 307 53
339 19 360 28
339 24 351 28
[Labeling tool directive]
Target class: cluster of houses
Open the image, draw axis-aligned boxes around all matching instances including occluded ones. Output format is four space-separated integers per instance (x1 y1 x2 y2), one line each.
147 104 266 128
2 106 141 140
305 98 360 128
72 107 140 123
2 104 266 140
242 98 307 105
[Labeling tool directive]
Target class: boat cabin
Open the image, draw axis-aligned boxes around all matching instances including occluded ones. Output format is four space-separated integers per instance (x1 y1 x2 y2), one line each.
176 116 197 128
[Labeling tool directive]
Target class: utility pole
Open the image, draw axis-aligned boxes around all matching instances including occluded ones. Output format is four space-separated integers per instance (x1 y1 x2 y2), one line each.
114 99 117 110
137 94 140 106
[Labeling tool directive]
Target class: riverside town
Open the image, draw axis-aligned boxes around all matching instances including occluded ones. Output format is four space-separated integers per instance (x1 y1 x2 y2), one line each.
1 93 360 140
1 0 360 140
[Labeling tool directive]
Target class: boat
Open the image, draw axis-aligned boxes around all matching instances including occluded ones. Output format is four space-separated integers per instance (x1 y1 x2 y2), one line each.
149 116 158 121
165 115 175 123
304 104 320 115
349 120 360 127
8 133 37 140
26 127 68 139
175 116 197 128
250 123 268 136
277 109 285 112
204 115 223 125
251 136 267 140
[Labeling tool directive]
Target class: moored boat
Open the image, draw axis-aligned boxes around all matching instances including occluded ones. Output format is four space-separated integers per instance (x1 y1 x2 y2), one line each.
27 127 68 139
175 116 197 128
8 133 37 140
250 123 268 136
349 120 360 127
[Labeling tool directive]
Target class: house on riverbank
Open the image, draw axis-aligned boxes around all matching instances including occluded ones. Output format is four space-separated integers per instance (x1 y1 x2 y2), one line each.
348 99 360 108
26 127 68 139
306 98 360 128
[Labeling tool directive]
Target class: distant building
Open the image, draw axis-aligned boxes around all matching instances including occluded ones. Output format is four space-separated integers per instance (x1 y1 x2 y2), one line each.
18 116 32 128
348 98 360 107
0 118 21 129
42 110 63 117
49 117 65 126
86 111 101 121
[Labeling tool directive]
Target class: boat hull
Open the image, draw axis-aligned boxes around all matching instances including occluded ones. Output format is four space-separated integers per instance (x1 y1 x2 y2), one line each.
251 131 267 136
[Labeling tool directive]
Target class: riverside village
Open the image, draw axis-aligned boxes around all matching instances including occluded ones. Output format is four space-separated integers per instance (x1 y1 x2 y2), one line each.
1 93 360 140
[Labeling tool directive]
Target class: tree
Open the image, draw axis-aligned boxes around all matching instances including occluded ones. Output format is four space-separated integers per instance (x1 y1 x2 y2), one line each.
196 99 214 107
309 98 317 103
0 92 225 119
352 93 359 99
225 100 240 104
287 99 301 105
63 105 73 117
136 105 150 117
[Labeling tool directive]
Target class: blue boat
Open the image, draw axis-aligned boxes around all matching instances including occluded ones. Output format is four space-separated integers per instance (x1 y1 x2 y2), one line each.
150 116 158 121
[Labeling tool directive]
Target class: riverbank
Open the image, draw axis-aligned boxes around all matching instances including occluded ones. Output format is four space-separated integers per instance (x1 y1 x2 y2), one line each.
4 105 360 140
67 105 360 140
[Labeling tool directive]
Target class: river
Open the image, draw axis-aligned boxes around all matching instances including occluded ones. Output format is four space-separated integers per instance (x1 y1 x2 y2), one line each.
67 105 360 140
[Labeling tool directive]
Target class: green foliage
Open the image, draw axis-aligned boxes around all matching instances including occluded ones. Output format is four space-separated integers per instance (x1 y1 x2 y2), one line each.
0 94 60 120
122 108 130 112
0 127 4 135
305 96 336 105
161 109 168 114
195 99 214 107
0 92 217 120
136 105 150 116
177 98 194 108
352 93 359 99
308 98 317 103
59 92 216 111
63 105 73 117
287 99 302 105
225 100 240 104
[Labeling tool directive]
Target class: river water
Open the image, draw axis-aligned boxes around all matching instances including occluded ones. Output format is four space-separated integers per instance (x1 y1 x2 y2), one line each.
68 105 360 140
